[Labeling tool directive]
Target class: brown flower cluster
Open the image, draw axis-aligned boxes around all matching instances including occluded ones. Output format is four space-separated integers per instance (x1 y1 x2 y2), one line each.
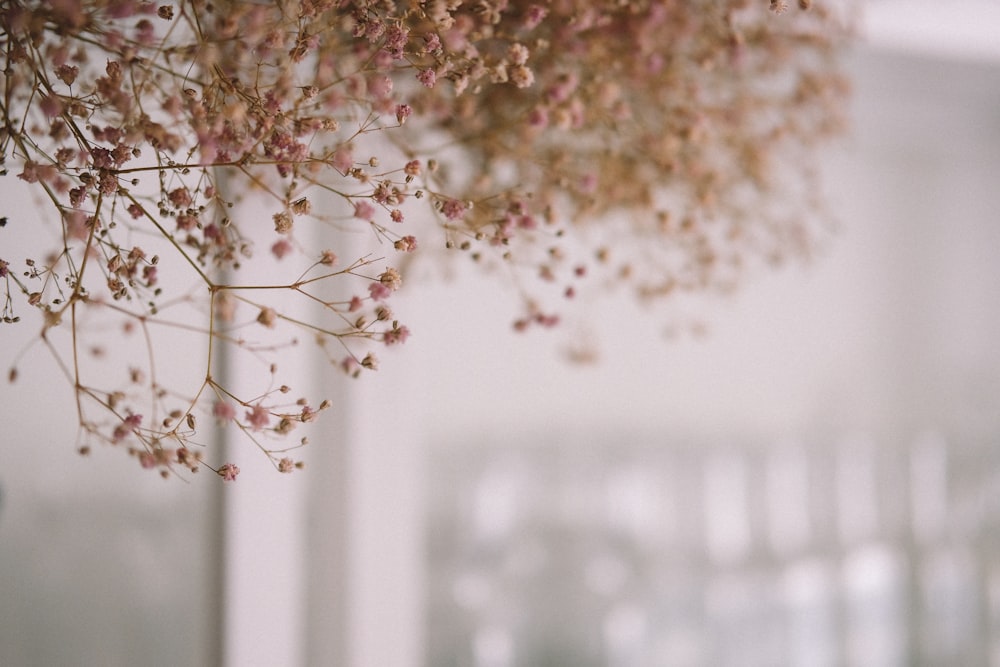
0 0 851 480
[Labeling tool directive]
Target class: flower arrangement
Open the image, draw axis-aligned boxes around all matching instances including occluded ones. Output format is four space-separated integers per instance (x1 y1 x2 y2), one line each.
0 0 850 480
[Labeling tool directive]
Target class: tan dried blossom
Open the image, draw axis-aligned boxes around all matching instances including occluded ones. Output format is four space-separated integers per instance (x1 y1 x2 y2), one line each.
379 268 403 291
257 307 278 328
273 211 294 234
509 66 535 89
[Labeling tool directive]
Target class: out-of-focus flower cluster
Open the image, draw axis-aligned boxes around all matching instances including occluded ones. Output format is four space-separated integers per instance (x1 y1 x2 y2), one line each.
0 0 850 480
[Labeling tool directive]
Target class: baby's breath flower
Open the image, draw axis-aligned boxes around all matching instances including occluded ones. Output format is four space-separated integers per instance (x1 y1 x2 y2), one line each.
218 463 240 481
257 307 278 328
368 282 391 301
440 199 466 221
213 401 236 423
416 68 437 88
176 447 198 468
271 239 293 259
423 33 442 54
510 66 535 89
383 324 411 346
378 267 402 291
1 0 849 482
395 104 412 124
168 187 192 208
214 292 236 323
523 5 548 30
273 211 293 234
507 43 530 66
393 235 418 252
384 24 409 58
112 413 143 443
246 404 270 430
291 197 312 215
353 201 376 221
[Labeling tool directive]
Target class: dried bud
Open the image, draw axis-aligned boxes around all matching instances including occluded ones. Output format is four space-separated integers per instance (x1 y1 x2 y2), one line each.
257 307 278 328
273 211 293 234
378 267 402 290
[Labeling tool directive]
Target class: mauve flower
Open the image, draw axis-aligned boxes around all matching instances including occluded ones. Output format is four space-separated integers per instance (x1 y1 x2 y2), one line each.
416 68 437 88
112 413 142 443
332 148 353 173
368 282 391 301
383 324 411 346
213 400 236 422
395 104 412 124
246 404 270 430
218 463 240 482
271 239 293 259
440 199 466 220
354 201 376 221
167 186 192 208
394 235 417 252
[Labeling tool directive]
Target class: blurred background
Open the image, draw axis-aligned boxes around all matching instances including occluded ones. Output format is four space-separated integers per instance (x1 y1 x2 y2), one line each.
2 2 1000 665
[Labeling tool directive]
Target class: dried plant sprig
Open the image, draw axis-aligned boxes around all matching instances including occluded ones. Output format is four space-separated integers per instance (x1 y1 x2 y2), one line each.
0 0 851 480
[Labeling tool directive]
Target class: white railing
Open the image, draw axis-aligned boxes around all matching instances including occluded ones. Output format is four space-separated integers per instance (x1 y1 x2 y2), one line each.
426 432 1000 666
